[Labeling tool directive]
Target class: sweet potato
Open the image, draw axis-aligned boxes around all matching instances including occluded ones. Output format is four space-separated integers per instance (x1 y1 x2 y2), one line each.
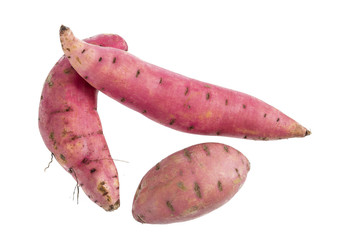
59 25 310 140
132 142 250 224
38 34 128 211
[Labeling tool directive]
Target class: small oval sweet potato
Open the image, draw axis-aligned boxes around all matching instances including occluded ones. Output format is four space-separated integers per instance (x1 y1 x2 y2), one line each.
132 142 250 224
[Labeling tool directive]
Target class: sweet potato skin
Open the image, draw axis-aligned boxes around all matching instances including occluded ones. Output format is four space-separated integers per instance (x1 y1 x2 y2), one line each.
38 34 128 211
132 142 250 224
59 25 310 140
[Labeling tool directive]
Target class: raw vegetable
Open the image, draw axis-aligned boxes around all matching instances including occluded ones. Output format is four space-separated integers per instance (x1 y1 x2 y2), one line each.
132 142 250 224
39 34 128 211
59 25 310 140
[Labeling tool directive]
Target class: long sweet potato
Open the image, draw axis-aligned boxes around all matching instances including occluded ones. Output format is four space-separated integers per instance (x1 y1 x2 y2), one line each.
132 142 250 224
59 25 310 140
39 34 128 211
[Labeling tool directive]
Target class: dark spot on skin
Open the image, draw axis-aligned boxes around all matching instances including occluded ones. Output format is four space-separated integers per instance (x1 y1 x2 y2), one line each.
40 95 43 100
184 149 192 162
277 118 280 122
244 135 247 139
264 113 267 118
136 69 140 77
67 56 71 59
65 106 72 112
101 87 105 91
194 182 202 199
155 163 160 170
116 186 119 190
108 205 115 211
97 130 103 135
185 87 189 95
66 48 70 52
169 119 176 125
224 145 229 152
217 181 223 191
82 158 90 164
225 99 228 105
60 154 66 161
120 97 125 102
235 168 241 178
102 191 109 196
94 200 98 203
188 125 194 130
112 57 116 63
93 107 97 111
84 76 88 79
142 110 147 114
159 78 163 84
63 68 71 74
81 49 86 54
112 175 118 178
98 57 102 62
166 201 175 212
262 137 269 140
203 144 210 156
49 132 55 141
243 104 246 109
216 131 220 136
90 168 96 173
206 93 210 100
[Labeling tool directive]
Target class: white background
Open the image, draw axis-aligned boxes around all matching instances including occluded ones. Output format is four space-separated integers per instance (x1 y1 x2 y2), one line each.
1 0 359 239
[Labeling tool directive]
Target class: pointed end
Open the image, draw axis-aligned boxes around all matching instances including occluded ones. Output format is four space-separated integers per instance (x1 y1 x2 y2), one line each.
304 129 311 137
59 25 69 36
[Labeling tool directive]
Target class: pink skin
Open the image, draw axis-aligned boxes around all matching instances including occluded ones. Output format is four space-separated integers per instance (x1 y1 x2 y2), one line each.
39 34 128 211
59 25 310 140
132 142 250 224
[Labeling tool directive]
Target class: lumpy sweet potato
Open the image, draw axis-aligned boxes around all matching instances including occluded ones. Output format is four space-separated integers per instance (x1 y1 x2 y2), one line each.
39 34 128 211
132 142 250 224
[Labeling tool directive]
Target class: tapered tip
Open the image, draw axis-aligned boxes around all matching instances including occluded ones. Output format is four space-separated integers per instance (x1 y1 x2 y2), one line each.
305 129 311 136
59 25 69 35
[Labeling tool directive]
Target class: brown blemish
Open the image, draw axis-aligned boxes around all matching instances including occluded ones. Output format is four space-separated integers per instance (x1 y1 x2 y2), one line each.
169 118 176 125
142 110 147 114
166 201 175 212
217 181 223 191
185 87 189 95
177 181 186 190
84 76 88 79
184 149 192 162
235 168 241 178
277 118 280 122
206 92 210 100
188 125 194 130
63 68 71 74
136 69 140 77
244 135 247 139
243 104 246 109
203 144 210 156
90 168 96 173
155 163 160 170
113 57 117 63
82 158 90 164
98 57 102 62
224 145 229 152
264 113 267 118
46 74 53 87
120 97 125 102
225 99 228 105
60 154 66 162
66 48 70 52
216 131 220 135
159 78 163 84
81 49 86 54
76 57 81 64
194 182 202 199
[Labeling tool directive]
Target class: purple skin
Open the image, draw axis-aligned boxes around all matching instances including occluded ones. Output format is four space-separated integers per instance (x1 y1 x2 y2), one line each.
59 25 310 140
39 34 128 211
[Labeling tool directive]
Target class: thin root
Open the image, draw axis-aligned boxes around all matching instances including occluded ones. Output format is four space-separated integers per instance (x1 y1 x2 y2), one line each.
44 153 54 172
69 168 80 204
